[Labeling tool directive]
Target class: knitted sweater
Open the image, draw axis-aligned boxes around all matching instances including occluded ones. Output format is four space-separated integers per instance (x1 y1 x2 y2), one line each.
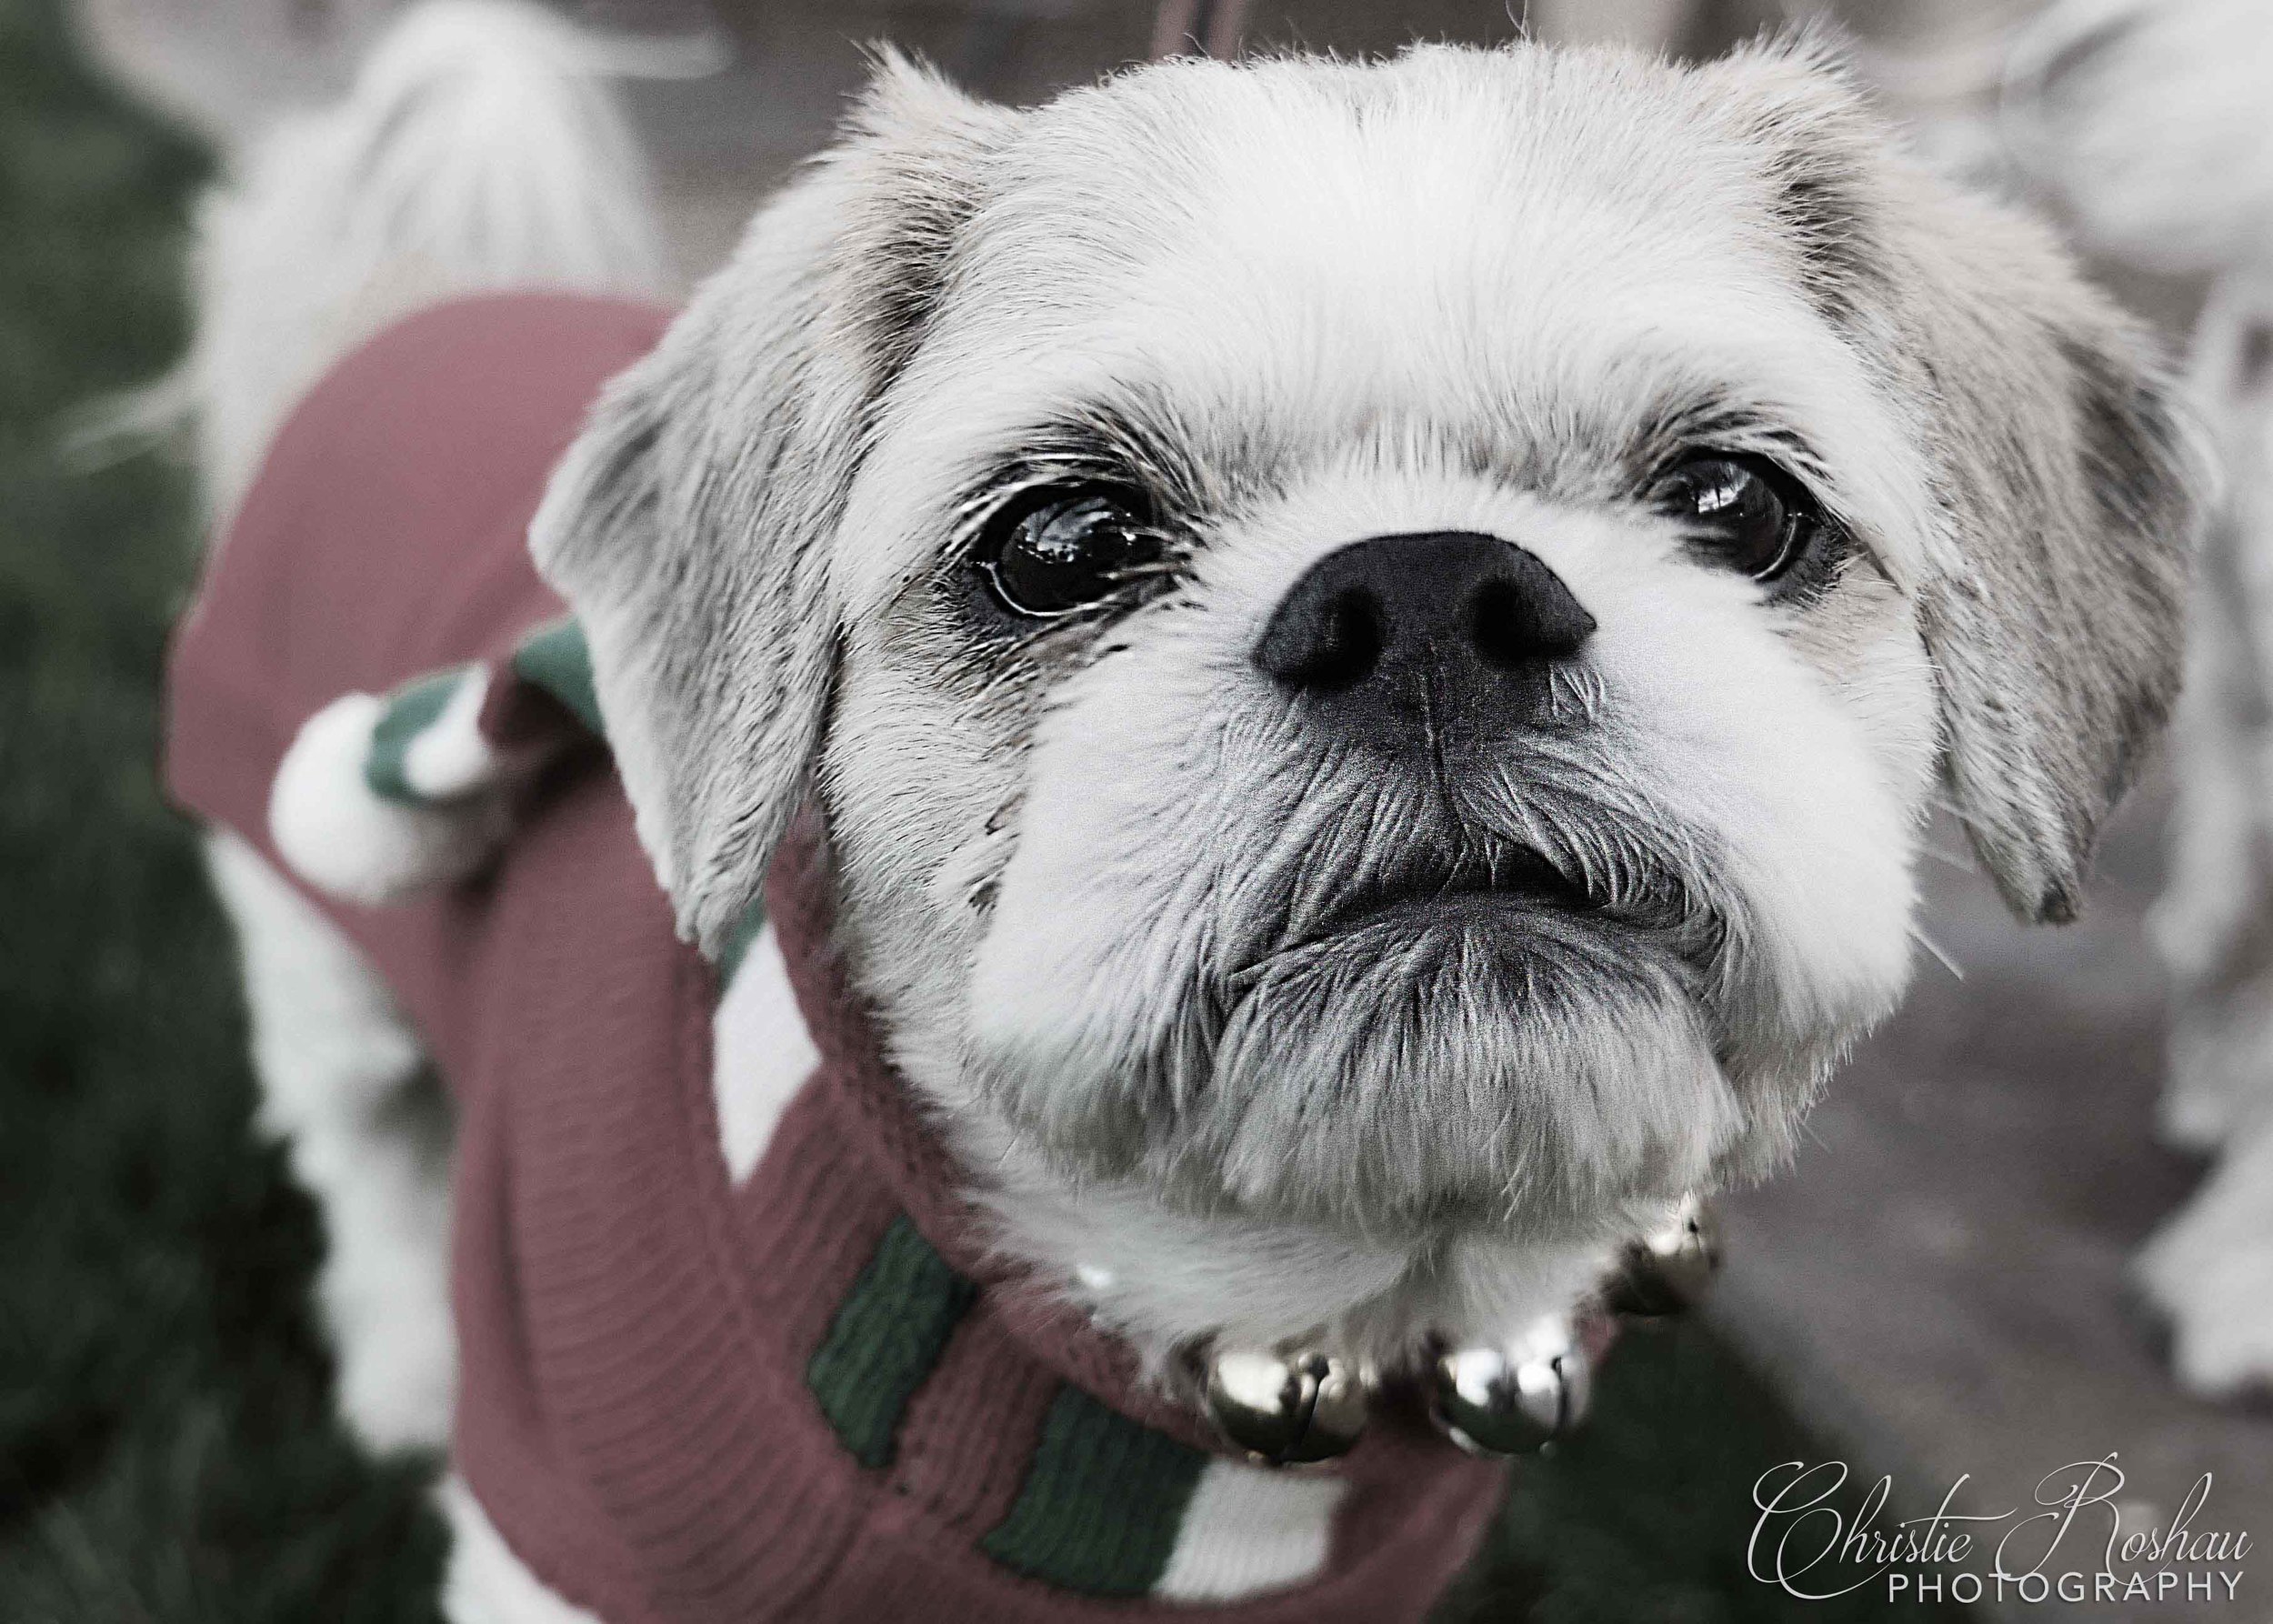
164 294 1508 1622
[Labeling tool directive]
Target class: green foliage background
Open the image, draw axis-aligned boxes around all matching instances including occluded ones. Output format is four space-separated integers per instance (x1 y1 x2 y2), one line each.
0 4 1958 1618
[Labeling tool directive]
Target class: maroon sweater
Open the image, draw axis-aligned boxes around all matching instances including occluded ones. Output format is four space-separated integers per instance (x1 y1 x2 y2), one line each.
165 294 1507 1622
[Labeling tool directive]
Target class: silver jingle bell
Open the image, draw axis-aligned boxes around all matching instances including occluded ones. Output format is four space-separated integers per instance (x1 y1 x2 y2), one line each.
1605 1193 1721 1318
1202 1345 1370 1466
1430 1314 1592 1457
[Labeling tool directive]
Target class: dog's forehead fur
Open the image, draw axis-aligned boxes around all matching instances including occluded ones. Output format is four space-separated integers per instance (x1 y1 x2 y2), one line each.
971 44 1844 314
841 44 1946 615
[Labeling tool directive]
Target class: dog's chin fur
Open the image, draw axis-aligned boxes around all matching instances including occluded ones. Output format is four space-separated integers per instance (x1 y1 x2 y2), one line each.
1113 901 1727 1230
526 38 2199 1363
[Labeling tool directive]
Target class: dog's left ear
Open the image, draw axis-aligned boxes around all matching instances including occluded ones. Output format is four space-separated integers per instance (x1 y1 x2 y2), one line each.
1704 38 2206 924
1891 187 2206 925
532 55 1016 955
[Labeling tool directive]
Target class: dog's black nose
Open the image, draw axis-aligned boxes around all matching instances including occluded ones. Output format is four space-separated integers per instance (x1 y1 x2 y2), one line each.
1253 531 1595 743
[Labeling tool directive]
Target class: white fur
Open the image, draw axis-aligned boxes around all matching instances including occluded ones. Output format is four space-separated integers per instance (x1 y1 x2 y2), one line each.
270 691 514 905
2137 1120 2273 1398
402 667 503 800
206 833 456 1452
438 1477 606 1624
982 1152 1621 1374
968 470 1928 1081
712 921 821 1184
831 85 1948 617
192 0 665 518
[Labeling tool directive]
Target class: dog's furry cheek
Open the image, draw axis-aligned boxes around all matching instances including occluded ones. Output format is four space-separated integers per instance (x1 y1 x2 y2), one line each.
1595 570 1926 1049
1757 573 1939 1044
817 614 1105 1131
1779 567 1942 820
961 629 1244 1153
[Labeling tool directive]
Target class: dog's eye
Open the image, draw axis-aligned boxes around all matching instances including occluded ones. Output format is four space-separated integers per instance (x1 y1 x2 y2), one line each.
1654 455 1826 583
976 487 1161 618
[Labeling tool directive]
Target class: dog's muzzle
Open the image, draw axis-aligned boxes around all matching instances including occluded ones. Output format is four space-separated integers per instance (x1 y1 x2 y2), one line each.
1248 528 1616 933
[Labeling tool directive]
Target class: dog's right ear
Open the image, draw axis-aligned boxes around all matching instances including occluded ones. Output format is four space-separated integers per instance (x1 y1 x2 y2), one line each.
532 55 1016 957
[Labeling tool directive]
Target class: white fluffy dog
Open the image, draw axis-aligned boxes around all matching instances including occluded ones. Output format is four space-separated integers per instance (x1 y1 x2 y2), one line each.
175 3 2199 1617
2006 0 2273 1399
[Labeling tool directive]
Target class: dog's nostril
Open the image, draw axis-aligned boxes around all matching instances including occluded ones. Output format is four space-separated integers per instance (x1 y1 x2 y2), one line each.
1256 585 1386 690
1468 567 1595 672
1469 578 1527 670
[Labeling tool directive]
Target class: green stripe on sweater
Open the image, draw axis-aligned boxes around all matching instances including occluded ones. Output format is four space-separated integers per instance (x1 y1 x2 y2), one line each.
365 667 470 804
510 618 603 736
716 897 771 987
980 1384 1207 1597
806 1215 977 1469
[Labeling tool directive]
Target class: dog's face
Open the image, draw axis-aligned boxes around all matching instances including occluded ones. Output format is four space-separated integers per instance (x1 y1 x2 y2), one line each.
535 43 2195 1255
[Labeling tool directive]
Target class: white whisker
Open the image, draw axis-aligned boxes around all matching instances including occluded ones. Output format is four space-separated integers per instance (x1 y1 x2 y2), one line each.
1910 926 1964 981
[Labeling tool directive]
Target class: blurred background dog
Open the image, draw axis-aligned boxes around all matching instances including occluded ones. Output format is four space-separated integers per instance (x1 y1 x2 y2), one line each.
1993 0 2273 1404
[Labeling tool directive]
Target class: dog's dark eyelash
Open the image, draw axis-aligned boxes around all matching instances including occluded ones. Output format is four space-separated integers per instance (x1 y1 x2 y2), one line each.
940 469 1190 643
947 461 1151 564
945 395 1213 565
1631 397 1832 493
1102 555 1187 585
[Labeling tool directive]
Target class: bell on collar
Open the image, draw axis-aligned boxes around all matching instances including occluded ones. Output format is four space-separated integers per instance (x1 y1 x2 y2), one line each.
1605 1194 1721 1318
1430 1312 1591 1457
1201 1344 1370 1467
